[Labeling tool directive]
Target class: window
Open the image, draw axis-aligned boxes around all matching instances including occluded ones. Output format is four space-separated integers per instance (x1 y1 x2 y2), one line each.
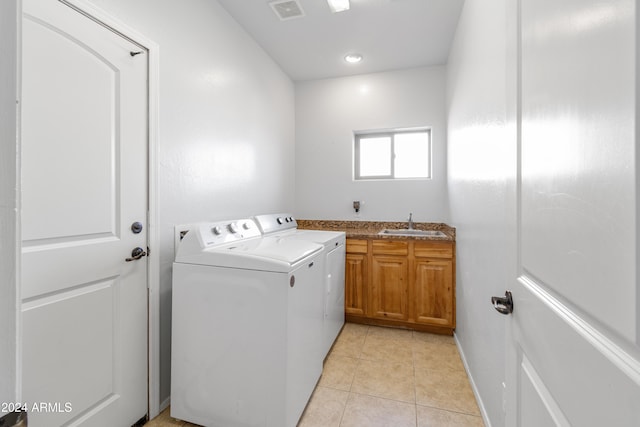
354 128 431 180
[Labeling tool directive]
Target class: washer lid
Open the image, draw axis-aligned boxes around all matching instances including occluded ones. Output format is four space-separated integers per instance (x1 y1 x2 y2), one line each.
176 236 323 272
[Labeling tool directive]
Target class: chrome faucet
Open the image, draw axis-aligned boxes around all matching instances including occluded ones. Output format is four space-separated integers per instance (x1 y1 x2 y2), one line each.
407 213 414 230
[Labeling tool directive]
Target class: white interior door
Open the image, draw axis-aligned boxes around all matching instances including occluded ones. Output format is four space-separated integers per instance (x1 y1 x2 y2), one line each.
503 0 640 425
21 0 148 426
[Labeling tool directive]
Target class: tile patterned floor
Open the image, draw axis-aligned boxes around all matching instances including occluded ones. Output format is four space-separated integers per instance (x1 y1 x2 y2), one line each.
146 323 485 427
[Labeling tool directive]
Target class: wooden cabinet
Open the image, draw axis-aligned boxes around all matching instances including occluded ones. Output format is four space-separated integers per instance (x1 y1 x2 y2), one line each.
370 241 409 321
345 239 368 317
413 242 454 328
345 237 455 334
414 258 454 327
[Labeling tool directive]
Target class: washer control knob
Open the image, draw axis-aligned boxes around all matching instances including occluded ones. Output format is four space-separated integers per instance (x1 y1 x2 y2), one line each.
242 222 252 230
212 226 222 235
277 217 284 224
228 223 239 233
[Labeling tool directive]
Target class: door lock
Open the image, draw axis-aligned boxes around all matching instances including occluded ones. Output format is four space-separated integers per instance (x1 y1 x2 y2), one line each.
491 291 514 315
126 247 147 262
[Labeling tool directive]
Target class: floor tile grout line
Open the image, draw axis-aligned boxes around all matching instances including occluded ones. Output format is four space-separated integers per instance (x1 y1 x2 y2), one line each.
412 333 419 427
338 324 366 427
336 388 352 427
347 390 419 406
416 402 485 418
345 391 419 427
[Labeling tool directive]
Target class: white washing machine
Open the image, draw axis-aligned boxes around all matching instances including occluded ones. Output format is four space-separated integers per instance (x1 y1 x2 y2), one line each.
171 218 325 427
254 213 346 358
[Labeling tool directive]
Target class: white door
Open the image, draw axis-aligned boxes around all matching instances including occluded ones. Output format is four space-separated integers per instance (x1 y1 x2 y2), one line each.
21 0 148 426
502 0 640 425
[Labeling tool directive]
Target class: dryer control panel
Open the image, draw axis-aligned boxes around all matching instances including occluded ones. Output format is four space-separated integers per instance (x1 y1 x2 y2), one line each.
254 213 297 234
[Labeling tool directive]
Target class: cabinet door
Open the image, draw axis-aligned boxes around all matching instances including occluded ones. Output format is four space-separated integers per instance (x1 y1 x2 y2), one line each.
369 256 408 321
414 258 454 327
345 253 367 316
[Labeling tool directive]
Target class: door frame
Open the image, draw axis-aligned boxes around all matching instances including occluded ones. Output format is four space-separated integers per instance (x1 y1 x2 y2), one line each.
17 0 162 419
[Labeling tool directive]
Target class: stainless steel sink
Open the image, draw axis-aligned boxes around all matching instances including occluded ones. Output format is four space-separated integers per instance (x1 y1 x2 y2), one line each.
378 229 448 238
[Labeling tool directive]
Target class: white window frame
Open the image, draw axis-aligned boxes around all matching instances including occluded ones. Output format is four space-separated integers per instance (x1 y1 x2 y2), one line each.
353 128 432 180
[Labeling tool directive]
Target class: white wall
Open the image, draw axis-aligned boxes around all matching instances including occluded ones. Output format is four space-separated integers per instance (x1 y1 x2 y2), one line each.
0 0 19 405
446 0 512 426
295 67 448 222
87 0 295 405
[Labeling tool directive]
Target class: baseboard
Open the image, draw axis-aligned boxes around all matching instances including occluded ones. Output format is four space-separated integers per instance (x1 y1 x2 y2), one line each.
454 332 493 427
159 396 170 414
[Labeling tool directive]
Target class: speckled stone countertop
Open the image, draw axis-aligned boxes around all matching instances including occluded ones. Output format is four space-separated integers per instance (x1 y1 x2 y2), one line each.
297 219 456 242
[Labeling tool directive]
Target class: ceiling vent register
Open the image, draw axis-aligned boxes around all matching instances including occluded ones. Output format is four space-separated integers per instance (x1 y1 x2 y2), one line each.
269 0 306 21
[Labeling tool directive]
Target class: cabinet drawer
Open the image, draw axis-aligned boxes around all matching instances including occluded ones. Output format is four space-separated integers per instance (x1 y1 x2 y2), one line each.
372 240 408 256
346 239 368 254
414 241 453 259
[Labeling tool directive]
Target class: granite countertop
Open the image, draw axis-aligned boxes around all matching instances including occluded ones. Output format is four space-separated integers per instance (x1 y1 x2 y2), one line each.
297 219 456 242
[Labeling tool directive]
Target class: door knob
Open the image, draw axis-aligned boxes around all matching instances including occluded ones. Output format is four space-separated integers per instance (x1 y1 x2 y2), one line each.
126 247 147 262
491 291 514 315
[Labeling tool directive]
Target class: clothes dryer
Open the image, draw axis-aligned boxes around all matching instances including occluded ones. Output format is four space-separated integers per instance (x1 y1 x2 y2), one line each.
254 213 346 357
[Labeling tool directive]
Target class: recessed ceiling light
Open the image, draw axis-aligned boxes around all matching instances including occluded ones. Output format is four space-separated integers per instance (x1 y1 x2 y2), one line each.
327 0 350 13
344 53 363 63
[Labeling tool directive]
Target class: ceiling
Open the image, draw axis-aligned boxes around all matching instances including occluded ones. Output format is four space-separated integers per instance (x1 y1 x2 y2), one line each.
216 0 465 81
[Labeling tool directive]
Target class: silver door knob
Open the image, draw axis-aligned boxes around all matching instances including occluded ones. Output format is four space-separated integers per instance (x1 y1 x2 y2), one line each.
126 247 147 262
491 291 513 315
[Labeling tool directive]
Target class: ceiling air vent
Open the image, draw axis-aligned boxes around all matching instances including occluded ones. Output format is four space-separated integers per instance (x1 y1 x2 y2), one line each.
269 0 305 21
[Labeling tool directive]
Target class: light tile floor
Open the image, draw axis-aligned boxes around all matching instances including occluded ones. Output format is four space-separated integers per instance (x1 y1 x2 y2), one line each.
146 323 485 427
